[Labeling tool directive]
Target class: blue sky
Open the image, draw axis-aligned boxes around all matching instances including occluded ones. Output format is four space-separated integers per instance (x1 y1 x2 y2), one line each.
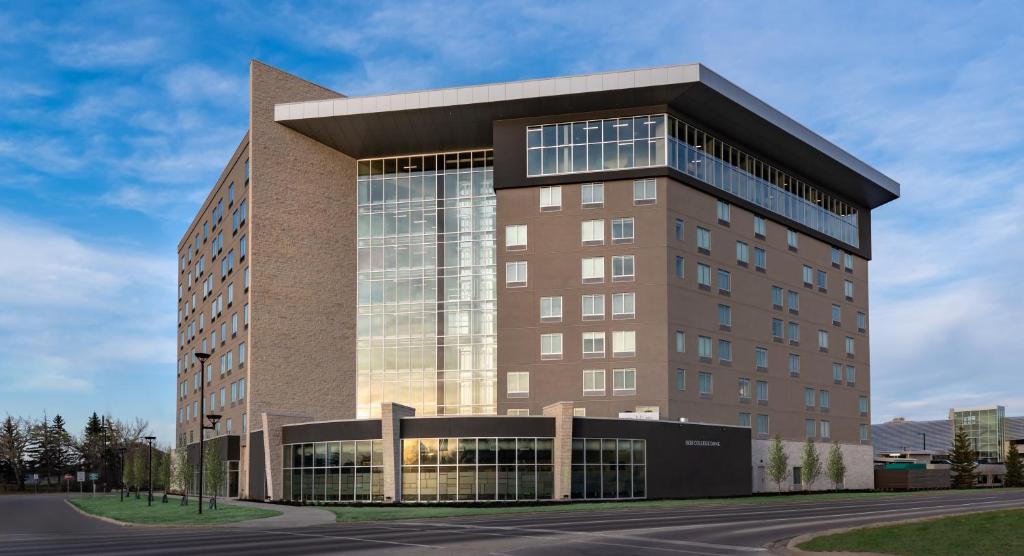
1 1 1022 445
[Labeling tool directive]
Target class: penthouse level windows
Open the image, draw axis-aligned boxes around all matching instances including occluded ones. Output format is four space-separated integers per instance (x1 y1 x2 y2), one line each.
526 114 860 247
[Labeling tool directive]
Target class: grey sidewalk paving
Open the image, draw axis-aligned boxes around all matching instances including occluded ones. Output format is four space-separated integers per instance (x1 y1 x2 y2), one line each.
224 499 336 528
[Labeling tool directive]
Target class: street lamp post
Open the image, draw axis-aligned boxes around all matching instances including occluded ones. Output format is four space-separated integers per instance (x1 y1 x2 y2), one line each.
920 432 927 451
199 413 221 514
118 447 127 502
144 436 156 506
194 352 211 514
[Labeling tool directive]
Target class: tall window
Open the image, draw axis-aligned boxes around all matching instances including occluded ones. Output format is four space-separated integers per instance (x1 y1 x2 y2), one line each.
675 331 685 353
698 335 713 359
844 280 855 299
802 265 813 285
582 294 605 320
583 370 605 395
787 290 799 311
738 378 751 400
581 183 604 207
581 257 604 283
718 304 732 327
736 241 749 264
612 293 635 319
787 229 798 249
675 256 685 278
676 369 686 390
844 253 853 271
698 372 713 395
633 179 656 204
788 353 800 375
755 346 768 369
771 318 783 339
716 200 730 223
832 304 842 324
718 339 732 362
756 380 768 402
507 372 529 397
772 286 783 307
757 414 770 436
818 330 829 350
581 220 604 244
540 334 563 359
846 365 856 385
697 227 710 251
857 311 867 332
540 186 561 210
833 363 843 383
753 215 766 237
612 331 636 357
804 388 816 407
717 269 731 292
674 218 684 241
540 296 562 321
754 247 766 270
845 337 855 356
506 224 528 249
506 261 528 286
697 263 711 287
817 270 828 290
820 390 830 409
788 322 800 342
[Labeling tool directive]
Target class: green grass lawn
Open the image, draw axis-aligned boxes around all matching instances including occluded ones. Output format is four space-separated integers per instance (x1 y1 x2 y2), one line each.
69 494 281 526
799 509 1024 555
323 490 985 522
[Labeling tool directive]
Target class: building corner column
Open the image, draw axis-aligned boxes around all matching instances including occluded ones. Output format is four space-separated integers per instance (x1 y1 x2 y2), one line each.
544 401 574 500
381 402 415 503
260 412 312 500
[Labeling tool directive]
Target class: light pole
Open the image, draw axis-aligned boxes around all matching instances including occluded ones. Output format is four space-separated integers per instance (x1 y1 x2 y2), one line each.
144 436 156 506
920 432 927 451
118 447 127 502
194 351 211 514
199 413 221 514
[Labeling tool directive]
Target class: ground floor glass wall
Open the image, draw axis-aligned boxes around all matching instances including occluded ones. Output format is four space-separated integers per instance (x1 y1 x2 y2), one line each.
570 438 646 499
282 440 384 501
401 437 553 501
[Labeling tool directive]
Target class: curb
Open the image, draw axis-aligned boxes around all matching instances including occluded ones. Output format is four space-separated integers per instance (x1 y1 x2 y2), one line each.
774 508 1014 555
63 498 266 529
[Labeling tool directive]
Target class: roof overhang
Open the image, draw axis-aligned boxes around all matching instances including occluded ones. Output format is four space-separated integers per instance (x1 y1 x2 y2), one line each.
275 64 899 209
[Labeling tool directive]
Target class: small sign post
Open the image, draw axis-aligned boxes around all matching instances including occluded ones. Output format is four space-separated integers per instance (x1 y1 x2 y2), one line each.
77 471 85 494
64 474 73 498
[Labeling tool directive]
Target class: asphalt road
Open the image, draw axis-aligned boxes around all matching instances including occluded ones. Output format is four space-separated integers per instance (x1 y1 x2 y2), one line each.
2 489 1023 555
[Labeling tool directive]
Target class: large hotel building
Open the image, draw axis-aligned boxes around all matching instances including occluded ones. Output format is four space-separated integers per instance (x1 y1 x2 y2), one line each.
175 61 898 502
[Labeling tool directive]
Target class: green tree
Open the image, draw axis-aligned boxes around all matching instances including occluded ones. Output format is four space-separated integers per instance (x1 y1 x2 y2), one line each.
132 448 147 498
950 426 978 489
826 441 847 490
1003 442 1023 488
123 449 137 498
158 450 171 502
767 435 790 492
204 442 224 509
173 448 192 505
0 416 29 490
51 415 76 476
801 438 822 490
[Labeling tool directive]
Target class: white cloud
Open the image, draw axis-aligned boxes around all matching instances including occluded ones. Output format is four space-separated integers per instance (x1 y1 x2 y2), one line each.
50 36 164 69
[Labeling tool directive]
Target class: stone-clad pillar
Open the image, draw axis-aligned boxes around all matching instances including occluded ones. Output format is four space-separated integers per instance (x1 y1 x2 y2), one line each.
260 412 311 500
543 401 574 500
381 402 415 503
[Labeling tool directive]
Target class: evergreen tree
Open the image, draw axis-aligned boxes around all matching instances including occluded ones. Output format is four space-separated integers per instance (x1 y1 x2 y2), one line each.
766 435 789 493
205 442 224 509
1003 442 1023 488
950 426 978 489
0 416 29 490
51 415 76 476
801 438 822 490
826 441 847 490
78 413 105 475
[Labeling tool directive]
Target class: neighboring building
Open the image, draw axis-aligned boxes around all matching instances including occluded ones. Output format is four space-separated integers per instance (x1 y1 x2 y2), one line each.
175 61 898 501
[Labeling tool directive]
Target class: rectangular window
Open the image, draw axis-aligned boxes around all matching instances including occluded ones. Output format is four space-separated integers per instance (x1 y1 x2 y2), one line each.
697 263 711 287
844 280 855 299
788 290 799 311
540 334 563 359
754 247 766 270
857 311 867 332
859 396 869 414
755 346 768 369
831 247 841 267
676 368 686 390
771 318 783 339
581 220 604 244
506 261 528 286
505 224 528 249
736 241 749 264
698 335 713 359
787 229 798 249
788 353 800 375
239 342 246 365
231 382 238 402
674 218 684 241
540 186 561 210
507 372 529 397
582 294 605 320
804 388 816 407
611 218 634 243
820 390 830 409
754 215 766 237
697 227 711 251
833 363 843 383
846 365 856 385
757 380 769 402
239 377 245 399
581 183 604 207
581 257 604 283
716 200 731 223
846 337 855 356
818 330 829 350
582 332 606 358
718 304 732 327
612 292 635 319
613 368 637 393
698 372 713 395
612 331 636 357
738 378 751 400
633 179 656 204
540 296 562 321
738 412 752 428
805 419 816 439
820 420 831 440
803 265 813 285
718 339 732 362
772 286 783 308
757 414 770 435
844 253 853 271
240 235 247 259
817 270 828 290
788 322 800 342
672 255 684 278
860 424 869 442
611 255 634 281
717 269 731 292
675 330 685 353
583 370 606 395
832 304 842 325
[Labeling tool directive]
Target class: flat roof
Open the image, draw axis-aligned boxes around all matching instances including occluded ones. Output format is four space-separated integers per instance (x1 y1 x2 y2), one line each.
274 63 899 209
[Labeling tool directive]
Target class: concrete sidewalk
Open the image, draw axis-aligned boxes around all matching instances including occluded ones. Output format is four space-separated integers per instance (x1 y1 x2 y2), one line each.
224 499 336 528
